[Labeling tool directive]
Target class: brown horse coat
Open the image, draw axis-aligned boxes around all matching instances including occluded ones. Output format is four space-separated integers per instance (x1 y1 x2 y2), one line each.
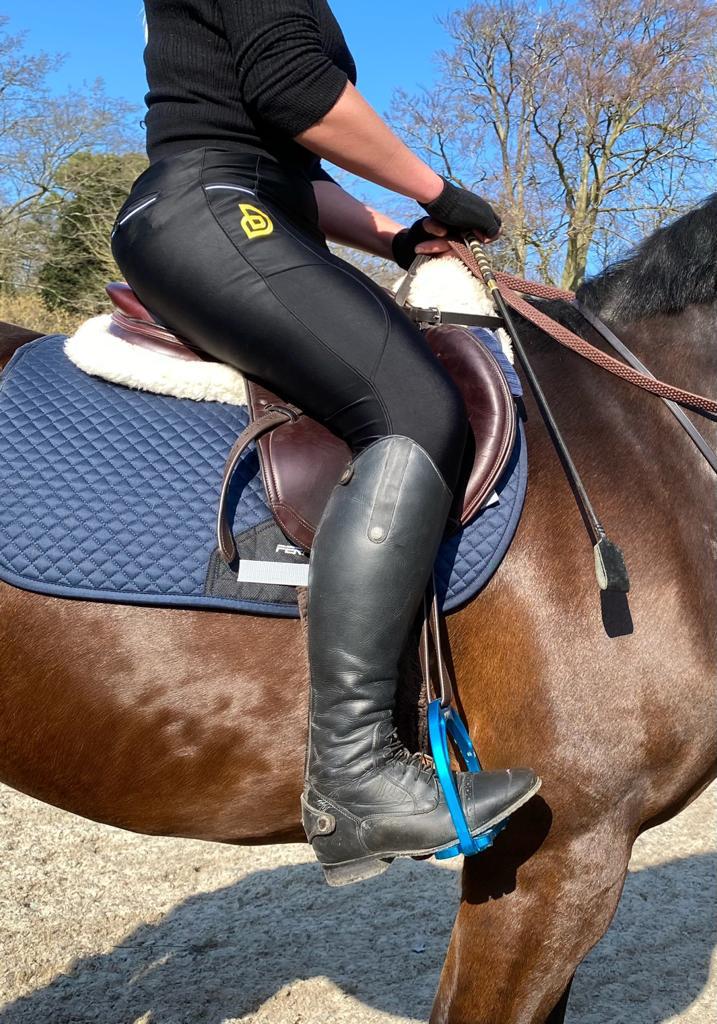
0 229 715 1022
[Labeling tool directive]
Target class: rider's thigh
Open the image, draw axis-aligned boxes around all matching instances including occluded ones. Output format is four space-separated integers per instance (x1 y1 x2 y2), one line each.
110 176 468 488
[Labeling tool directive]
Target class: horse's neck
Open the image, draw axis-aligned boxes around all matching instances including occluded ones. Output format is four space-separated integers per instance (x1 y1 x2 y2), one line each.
616 302 717 448
585 301 717 593
529 299 716 567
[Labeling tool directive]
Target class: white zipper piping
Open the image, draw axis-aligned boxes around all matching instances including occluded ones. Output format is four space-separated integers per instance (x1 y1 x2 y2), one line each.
204 184 256 196
116 194 160 226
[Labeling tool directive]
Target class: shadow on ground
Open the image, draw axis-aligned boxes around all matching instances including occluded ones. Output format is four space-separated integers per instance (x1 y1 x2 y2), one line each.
1 852 715 1024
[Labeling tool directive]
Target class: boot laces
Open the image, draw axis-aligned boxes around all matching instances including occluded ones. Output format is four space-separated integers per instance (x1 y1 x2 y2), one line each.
378 728 435 781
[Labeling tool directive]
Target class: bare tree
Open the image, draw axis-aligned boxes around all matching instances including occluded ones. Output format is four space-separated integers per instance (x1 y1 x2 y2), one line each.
37 150 150 316
536 0 717 287
0 15 141 294
389 0 717 287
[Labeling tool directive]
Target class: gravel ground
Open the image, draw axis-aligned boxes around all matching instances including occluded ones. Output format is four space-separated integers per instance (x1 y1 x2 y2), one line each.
0 781 715 1024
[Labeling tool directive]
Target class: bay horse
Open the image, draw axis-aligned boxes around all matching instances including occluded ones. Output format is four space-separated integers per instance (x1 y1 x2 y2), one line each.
1 196 715 1023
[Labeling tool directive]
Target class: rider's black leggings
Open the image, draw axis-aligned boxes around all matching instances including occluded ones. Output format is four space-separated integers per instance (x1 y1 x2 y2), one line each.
110 146 469 490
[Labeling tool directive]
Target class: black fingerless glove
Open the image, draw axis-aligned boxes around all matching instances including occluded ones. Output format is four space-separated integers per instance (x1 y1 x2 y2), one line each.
391 217 441 270
419 176 501 239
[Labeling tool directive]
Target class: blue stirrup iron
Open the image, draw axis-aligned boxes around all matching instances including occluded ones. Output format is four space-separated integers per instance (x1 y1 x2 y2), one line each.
427 699 507 859
422 571 508 859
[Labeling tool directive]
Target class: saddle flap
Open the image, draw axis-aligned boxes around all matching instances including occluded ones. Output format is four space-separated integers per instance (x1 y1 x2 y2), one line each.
427 325 517 524
248 325 517 551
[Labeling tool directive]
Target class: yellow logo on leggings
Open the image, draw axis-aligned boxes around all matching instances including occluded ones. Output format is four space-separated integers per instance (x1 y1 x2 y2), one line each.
239 203 273 239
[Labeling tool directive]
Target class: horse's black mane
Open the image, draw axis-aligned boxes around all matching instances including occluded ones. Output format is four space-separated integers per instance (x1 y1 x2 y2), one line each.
576 194 717 323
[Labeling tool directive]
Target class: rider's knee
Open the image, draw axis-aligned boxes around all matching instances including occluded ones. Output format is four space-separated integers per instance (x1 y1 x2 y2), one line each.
389 371 469 492
424 373 470 490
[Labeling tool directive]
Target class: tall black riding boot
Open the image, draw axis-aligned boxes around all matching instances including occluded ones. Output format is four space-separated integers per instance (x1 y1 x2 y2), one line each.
301 434 540 886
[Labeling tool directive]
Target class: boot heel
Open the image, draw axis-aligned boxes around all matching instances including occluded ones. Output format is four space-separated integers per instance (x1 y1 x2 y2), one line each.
321 856 393 888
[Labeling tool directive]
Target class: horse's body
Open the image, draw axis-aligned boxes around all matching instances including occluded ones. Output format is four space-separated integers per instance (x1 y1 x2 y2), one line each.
0 201 715 1023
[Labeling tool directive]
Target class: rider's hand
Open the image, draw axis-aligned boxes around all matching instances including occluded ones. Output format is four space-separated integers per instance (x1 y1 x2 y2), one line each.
391 216 452 270
419 175 502 242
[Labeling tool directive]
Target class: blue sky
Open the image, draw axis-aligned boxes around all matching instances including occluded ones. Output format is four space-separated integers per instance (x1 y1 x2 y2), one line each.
3 1 451 129
2 1 456 209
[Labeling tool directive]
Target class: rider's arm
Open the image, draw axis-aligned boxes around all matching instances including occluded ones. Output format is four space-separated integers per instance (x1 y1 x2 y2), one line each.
219 0 443 204
220 1 355 147
220 2 495 247
295 82 443 203
298 82 502 250
310 180 404 259
307 157 407 257
310 179 450 260
307 158 340 187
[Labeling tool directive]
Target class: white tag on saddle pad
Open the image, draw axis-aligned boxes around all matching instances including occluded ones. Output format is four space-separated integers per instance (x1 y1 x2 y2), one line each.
235 494 499 589
237 559 310 587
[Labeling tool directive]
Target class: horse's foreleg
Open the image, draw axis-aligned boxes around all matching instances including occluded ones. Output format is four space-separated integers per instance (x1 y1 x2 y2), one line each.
544 975 574 1024
431 812 632 1024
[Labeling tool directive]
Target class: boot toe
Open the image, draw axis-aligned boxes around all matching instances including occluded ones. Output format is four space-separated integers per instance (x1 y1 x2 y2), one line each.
458 767 540 834
504 767 541 804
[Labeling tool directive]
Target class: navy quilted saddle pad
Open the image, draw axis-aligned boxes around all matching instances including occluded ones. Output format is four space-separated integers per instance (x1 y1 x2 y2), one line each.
0 332 527 618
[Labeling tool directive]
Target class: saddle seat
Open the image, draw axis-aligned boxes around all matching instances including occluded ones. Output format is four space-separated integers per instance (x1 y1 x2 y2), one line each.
105 281 517 549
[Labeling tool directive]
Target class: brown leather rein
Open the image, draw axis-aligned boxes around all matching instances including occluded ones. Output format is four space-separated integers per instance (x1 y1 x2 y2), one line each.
444 239 717 474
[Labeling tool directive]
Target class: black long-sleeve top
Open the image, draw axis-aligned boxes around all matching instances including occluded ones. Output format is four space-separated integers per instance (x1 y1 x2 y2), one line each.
141 0 357 184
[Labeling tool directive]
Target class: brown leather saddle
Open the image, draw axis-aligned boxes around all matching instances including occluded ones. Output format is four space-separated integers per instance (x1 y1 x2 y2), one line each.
105 282 517 560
